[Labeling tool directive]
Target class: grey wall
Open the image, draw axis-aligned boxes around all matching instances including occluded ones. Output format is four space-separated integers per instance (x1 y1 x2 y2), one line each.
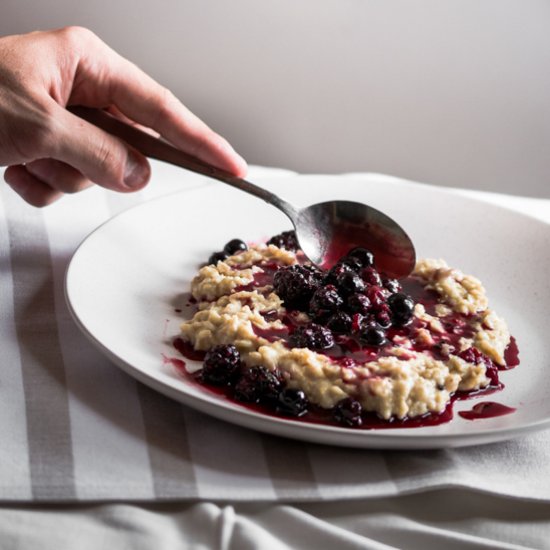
1 1 549 196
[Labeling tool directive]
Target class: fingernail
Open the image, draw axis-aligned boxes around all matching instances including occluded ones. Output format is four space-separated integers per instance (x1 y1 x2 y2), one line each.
124 150 150 189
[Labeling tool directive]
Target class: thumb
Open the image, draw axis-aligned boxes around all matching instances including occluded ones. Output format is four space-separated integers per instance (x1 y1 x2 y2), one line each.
51 105 151 191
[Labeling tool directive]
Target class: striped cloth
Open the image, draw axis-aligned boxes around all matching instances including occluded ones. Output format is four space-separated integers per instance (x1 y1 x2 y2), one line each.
1 162 550 503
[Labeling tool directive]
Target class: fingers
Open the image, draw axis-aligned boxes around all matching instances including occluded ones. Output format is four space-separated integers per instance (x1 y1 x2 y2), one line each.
25 158 93 194
4 165 63 207
66 27 247 177
51 103 151 192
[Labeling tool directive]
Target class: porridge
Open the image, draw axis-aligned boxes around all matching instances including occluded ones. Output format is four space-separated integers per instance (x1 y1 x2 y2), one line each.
174 231 518 428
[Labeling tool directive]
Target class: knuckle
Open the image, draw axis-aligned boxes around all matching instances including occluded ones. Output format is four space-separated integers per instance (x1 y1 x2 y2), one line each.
95 140 121 182
58 25 96 46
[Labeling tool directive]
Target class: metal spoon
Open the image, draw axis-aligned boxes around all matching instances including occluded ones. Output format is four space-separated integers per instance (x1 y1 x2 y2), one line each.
70 107 416 278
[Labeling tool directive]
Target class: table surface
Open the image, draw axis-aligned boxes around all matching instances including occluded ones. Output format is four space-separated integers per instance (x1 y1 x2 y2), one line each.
1 164 549 550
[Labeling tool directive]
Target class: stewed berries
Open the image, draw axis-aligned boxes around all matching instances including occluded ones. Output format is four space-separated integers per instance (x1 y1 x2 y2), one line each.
333 397 363 427
309 285 343 318
336 271 366 295
267 230 299 251
324 261 356 285
360 323 387 347
326 311 353 334
207 238 248 265
273 264 323 310
208 251 228 265
276 388 309 417
347 247 374 268
234 366 283 404
199 233 421 428
290 323 334 350
224 239 248 255
388 293 415 326
347 293 371 315
201 345 242 385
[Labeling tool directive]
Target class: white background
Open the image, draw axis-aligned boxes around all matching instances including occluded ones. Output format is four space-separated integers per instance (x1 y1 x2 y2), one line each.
1 1 549 197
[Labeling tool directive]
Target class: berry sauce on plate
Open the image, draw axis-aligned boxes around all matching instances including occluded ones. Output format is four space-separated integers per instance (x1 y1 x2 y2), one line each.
172 232 520 429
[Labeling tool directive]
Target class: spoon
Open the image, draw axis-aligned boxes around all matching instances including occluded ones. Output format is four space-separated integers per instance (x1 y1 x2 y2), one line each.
70 107 416 278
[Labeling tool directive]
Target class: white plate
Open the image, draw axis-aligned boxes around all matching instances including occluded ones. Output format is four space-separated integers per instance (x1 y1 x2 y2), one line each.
65 174 550 449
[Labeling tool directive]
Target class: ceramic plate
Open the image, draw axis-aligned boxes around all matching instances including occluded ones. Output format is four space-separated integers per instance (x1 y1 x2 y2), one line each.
65 174 550 449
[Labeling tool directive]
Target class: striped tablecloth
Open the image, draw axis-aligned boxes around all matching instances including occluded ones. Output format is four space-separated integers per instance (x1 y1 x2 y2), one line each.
1 162 550 503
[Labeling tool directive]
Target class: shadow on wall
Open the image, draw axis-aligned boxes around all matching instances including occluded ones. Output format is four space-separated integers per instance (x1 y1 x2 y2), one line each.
1 0 549 197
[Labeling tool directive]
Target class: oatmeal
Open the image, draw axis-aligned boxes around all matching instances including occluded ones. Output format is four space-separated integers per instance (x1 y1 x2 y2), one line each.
176 234 518 427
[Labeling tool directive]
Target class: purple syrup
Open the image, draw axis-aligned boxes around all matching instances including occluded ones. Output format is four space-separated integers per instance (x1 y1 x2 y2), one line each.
503 337 520 369
174 337 206 362
173 257 520 429
161 353 186 373
458 402 516 421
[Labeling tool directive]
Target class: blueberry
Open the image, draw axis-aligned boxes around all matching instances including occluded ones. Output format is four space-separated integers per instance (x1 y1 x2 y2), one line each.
202 345 241 385
326 311 353 334
324 262 356 285
333 397 363 427
273 264 324 310
347 247 374 268
339 256 363 272
290 323 334 350
234 366 283 404
360 324 387 347
347 293 371 315
388 293 415 327
309 285 343 317
276 388 309 417
208 251 228 265
361 267 382 287
223 239 248 255
337 271 366 295
267 230 299 251
383 278 401 293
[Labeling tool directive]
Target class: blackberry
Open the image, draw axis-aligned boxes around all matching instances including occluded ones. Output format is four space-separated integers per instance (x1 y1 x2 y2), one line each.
267 230 299 251
234 366 283 404
361 267 382 287
333 397 363 427
347 247 374 268
290 323 334 350
383 278 401 293
326 311 353 334
337 271 366 295
273 264 323 310
201 345 241 385
388 293 415 327
208 251 228 265
223 238 248 255
309 285 343 317
276 388 309 417
347 293 371 315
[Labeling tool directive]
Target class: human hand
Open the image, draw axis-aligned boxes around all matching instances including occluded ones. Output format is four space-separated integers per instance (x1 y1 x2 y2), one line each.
0 27 247 207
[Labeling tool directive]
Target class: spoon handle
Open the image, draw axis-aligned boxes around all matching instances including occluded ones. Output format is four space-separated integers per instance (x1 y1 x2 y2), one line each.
68 106 298 220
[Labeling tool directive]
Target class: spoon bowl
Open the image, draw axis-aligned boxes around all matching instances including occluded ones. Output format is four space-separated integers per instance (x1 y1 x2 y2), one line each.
71 107 416 278
296 200 416 277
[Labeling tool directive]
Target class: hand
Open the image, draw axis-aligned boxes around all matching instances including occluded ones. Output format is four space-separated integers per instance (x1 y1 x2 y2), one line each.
0 27 247 207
